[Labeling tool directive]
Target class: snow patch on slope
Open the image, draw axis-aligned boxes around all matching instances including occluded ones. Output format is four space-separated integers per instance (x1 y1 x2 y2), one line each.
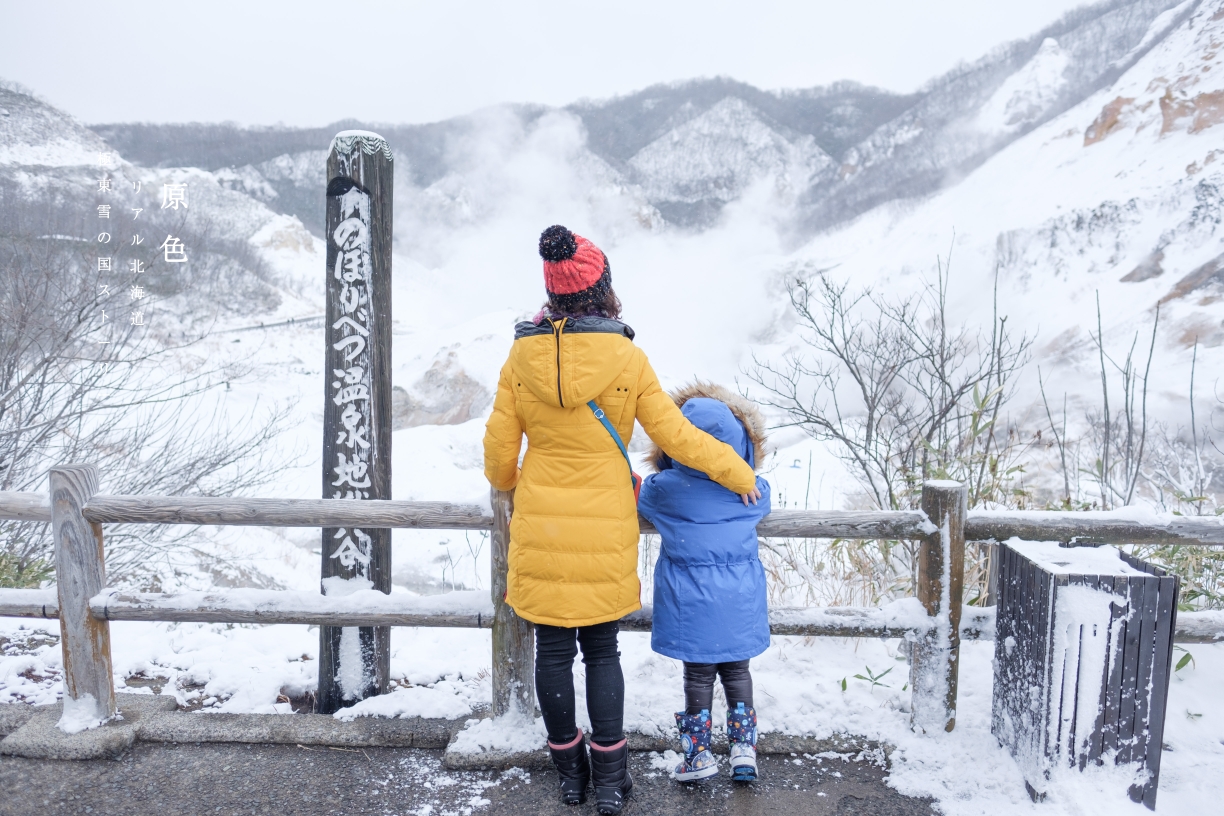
977 37 1071 133
628 97 833 205
0 137 105 167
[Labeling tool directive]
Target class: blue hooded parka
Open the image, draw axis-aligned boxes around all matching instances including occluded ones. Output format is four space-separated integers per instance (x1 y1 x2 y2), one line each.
638 395 771 664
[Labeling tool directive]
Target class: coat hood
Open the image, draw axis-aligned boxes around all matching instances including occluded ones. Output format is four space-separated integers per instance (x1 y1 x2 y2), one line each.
647 381 768 473
509 316 636 408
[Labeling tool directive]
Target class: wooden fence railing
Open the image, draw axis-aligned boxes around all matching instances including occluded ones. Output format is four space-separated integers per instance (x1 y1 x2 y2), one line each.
1 467 1222 736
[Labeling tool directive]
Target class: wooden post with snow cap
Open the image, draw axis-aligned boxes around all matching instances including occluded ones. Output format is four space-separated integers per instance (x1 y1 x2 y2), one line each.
910 480 967 733
50 464 116 731
491 488 535 716
318 131 395 715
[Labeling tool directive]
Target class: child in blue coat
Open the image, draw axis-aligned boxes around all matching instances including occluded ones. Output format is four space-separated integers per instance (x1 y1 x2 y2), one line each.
637 382 771 783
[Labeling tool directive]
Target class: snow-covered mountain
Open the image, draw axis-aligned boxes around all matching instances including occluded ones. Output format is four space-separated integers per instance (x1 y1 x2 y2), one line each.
799 0 1198 234
87 0 1191 237
0 79 322 328
625 96 834 223
787 0 1224 427
3 0 1222 525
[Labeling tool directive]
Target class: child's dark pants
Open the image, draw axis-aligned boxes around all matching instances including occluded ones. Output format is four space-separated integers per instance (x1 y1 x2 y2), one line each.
683 660 753 715
535 620 625 747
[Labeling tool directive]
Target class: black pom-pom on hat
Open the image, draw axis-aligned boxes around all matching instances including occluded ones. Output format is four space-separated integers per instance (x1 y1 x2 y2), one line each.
539 225 577 262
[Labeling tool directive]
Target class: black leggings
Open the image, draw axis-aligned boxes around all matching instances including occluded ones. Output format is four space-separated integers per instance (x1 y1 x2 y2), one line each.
683 660 753 715
535 620 624 747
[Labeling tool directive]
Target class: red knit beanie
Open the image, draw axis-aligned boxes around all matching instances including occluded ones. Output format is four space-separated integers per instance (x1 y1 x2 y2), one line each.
539 225 609 298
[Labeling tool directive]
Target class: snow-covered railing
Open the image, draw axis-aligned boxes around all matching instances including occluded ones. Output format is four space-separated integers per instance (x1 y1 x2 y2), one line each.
965 508 1224 547
0 490 936 539
5 491 1221 545
5 589 1220 641
0 589 994 638
1 469 1222 737
0 588 58 619
0 491 52 522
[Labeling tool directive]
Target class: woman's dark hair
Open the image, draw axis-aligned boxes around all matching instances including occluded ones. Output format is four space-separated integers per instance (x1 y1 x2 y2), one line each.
544 254 622 319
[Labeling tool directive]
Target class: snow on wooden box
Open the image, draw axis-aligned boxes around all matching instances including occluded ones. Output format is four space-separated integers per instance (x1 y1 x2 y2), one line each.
991 540 1178 810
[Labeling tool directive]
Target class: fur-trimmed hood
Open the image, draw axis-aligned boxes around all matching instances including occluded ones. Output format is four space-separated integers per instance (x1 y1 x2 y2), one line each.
646 381 768 473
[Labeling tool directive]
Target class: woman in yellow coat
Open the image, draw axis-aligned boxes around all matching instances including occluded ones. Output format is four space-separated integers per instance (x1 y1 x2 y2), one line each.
483 225 759 814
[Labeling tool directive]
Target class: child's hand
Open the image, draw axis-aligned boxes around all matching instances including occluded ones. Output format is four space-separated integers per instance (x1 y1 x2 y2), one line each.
740 486 762 506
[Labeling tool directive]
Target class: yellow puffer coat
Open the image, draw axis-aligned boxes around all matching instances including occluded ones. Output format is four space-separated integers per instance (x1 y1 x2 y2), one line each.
483 316 757 628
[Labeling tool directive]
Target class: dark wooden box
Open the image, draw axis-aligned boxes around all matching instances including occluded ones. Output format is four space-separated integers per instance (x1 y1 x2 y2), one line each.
991 541 1179 809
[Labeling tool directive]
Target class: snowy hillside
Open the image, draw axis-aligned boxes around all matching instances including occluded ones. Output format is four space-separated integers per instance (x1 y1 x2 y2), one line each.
626 97 834 221
0 81 323 326
784 0 1224 454
801 0 1197 232
0 79 110 168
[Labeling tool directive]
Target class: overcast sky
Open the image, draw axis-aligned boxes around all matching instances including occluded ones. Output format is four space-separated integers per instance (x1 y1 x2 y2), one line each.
1 0 1094 127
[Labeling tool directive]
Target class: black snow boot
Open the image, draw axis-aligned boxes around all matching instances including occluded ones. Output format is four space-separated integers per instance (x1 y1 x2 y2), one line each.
547 730 590 805
589 738 633 815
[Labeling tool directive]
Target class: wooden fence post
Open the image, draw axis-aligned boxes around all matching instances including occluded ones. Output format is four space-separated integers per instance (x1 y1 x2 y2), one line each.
50 464 116 729
910 480 967 733
491 488 534 717
318 131 394 714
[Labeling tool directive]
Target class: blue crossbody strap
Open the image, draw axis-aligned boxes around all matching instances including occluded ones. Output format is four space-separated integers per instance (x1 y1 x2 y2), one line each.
587 400 633 484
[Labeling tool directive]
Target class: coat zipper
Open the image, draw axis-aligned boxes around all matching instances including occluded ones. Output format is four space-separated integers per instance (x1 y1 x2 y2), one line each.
554 318 565 407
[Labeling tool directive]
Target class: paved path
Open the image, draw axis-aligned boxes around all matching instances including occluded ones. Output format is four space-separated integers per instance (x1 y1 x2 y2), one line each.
0 743 935 816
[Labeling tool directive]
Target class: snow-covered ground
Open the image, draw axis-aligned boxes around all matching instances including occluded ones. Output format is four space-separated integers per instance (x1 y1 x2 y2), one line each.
3 615 1220 815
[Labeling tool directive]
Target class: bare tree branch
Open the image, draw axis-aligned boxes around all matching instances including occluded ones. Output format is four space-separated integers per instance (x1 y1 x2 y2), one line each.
0 186 298 588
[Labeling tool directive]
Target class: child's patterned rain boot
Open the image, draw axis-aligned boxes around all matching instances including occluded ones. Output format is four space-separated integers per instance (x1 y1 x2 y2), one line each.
726 702 758 782
673 710 719 782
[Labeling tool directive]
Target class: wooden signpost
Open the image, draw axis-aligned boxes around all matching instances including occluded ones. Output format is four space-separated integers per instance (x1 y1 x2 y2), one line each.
318 131 394 714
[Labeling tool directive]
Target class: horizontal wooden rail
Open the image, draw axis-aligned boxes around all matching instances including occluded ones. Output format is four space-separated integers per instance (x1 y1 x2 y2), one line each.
88 588 494 628
0 491 51 522
76 590 987 639
755 510 935 540
80 496 494 529
0 588 1218 644
6 490 1224 547
622 598 995 640
6 491 1223 547
0 493 936 539
0 588 59 618
965 510 1224 547
6 493 937 539
1171 609 1224 643
770 603 995 640
77 497 937 539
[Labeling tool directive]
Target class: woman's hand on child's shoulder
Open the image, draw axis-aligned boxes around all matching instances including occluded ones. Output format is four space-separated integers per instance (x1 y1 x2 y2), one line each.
740 486 762 506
